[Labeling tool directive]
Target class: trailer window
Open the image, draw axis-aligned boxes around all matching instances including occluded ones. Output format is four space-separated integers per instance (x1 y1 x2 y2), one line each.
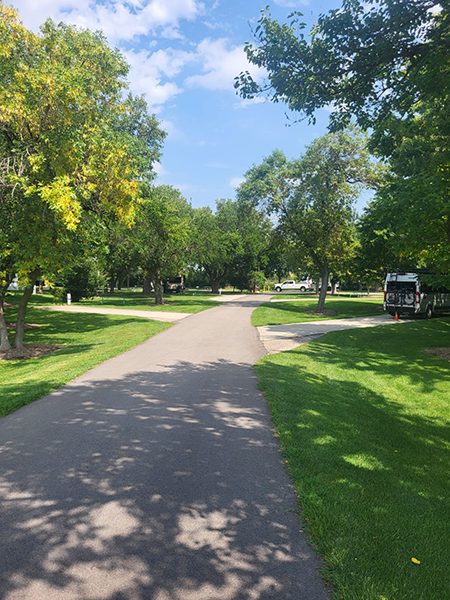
387 281 416 291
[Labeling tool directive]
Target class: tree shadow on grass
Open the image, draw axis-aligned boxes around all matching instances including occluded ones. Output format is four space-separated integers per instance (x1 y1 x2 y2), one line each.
301 318 450 392
4 308 152 339
0 359 328 600
256 327 450 599
253 300 383 326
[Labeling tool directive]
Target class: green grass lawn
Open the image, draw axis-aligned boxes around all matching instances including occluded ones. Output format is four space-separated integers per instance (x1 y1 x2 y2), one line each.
256 319 450 600
76 292 220 313
252 297 384 326
1 304 172 418
272 292 384 299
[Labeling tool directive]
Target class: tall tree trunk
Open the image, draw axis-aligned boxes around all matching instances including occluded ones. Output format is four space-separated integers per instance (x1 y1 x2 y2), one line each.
316 269 329 313
0 276 13 352
109 276 115 294
127 275 130 289
210 278 220 294
142 277 152 295
153 279 164 305
0 296 11 352
374 281 379 293
13 270 39 349
331 281 337 295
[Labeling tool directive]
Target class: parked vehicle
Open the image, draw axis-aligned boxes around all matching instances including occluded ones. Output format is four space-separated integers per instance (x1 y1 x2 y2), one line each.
274 279 313 292
163 276 186 294
384 271 450 318
7 276 19 291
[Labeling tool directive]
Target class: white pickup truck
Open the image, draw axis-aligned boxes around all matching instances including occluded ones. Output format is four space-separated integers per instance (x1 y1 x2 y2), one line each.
274 279 313 292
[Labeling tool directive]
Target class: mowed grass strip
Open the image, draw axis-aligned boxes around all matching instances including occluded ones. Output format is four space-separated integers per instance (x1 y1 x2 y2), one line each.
7 290 221 313
78 293 220 313
252 297 384 326
1 306 172 418
255 319 450 600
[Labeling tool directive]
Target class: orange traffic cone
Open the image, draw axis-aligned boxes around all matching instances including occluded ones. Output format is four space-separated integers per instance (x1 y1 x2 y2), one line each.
394 312 399 321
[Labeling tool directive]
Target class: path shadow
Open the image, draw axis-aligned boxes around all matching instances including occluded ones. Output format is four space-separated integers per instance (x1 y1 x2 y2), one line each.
255 322 450 597
0 359 327 600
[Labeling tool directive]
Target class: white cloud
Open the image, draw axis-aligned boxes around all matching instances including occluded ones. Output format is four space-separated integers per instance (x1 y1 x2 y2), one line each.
159 119 182 139
12 3 267 112
233 96 266 109
125 37 266 109
153 162 168 176
273 0 309 7
229 176 245 189
123 48 194 110
12 0 204 42
185 38 266 92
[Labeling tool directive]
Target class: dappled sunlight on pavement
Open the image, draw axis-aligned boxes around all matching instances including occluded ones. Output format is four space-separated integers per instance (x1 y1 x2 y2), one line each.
0 296 327 600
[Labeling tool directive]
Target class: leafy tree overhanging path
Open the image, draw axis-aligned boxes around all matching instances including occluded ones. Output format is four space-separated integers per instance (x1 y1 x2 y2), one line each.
0 296 328 600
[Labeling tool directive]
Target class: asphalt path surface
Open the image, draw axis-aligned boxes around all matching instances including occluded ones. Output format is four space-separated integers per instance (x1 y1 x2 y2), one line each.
259 314 403 354
0 295 328 600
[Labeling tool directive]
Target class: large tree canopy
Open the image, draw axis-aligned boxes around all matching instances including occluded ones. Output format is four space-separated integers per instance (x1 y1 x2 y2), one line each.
238 129 377 311
134 185 192 305
235 0 450 282
235 0 449 132
0 3 166 349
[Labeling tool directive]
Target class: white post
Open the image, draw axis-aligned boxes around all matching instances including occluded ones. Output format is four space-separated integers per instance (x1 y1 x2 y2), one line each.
219 287 222 295
32 285 37 295
67 293 71 305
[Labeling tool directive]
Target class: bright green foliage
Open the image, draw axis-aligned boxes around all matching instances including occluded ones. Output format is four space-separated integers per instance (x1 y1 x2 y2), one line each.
251 296 382 327
355 197 416 288
235 0 450 280
368 103 450 280
235 1 448 132
193 200 244 293
193 199 271 293
263 231 294 282
0 3 165 347
60 257 105 302
134 186 192 304
238 129 377 311
256 320 450 599
229 201 272 291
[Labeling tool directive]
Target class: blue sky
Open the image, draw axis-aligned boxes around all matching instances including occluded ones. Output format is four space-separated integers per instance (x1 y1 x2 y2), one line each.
12 0 366 210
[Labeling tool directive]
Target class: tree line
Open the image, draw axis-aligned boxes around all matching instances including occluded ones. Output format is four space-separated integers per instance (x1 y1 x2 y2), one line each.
3 0 447 351
235 0 450 295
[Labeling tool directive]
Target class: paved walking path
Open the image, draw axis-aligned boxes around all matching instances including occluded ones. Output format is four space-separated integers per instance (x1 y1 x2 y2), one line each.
209 294 247 302
258 313 402 354
39 304 189 322
0 296 328 600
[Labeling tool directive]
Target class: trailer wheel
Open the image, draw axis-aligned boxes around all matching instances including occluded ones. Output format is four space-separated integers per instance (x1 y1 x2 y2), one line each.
300 286 306 292
425 305 433 319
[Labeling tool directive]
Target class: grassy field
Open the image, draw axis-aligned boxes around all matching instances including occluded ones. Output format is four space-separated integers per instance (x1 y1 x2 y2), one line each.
6 289 221 314
79 293 220 313
256 319 450 600
1 303 172 418
252 296 384 326
272 292 384 299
